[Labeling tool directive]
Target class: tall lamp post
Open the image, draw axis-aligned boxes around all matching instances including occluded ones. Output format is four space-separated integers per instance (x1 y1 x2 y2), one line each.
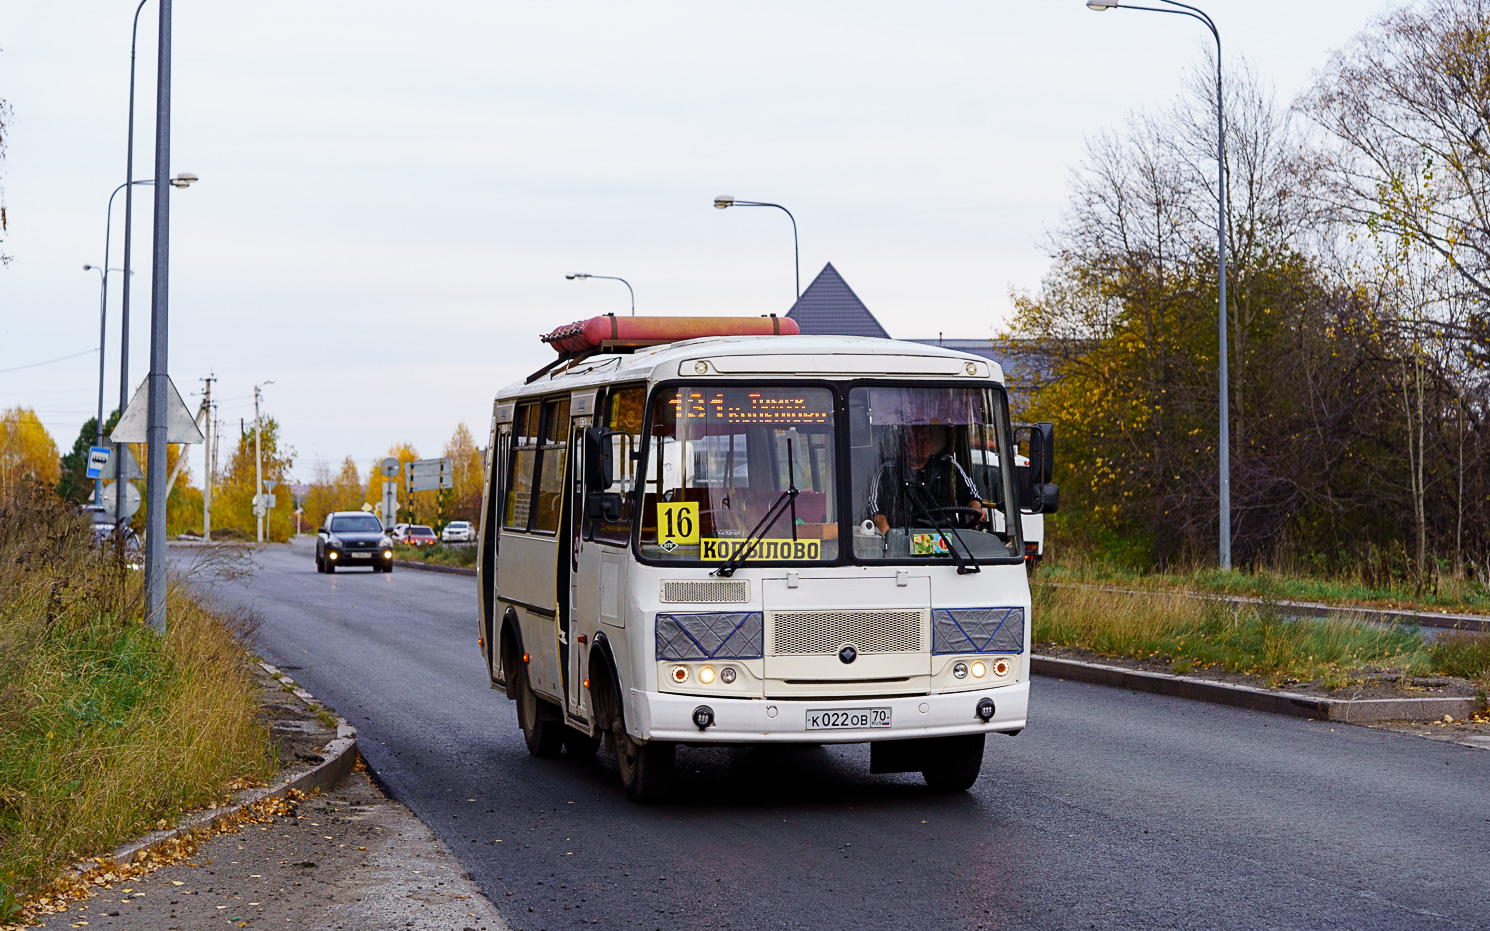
713 196 801 301
565 273 635 316
98 174 198 528
1086 0 1230 570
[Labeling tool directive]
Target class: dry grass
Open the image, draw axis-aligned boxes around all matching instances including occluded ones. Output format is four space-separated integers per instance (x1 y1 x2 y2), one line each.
0 486 276 913
1032 582 1437 688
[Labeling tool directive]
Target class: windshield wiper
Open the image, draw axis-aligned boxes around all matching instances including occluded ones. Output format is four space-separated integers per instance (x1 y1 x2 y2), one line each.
713 439 799 578
902 480 980 575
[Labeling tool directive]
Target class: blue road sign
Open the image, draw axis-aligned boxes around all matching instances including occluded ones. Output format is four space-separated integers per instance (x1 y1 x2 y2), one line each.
85 446 112 480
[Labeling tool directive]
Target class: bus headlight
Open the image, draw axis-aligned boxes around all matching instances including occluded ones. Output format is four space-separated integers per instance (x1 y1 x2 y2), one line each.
952 662 968 679
719 666 737 684
971 661 987 678
698 665 716 685
671 665 689 684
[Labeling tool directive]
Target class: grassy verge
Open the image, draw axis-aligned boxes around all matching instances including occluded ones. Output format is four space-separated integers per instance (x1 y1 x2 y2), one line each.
0 487 276 916
392 543 476 568
1032 583 1490 693
1036 558 1490 616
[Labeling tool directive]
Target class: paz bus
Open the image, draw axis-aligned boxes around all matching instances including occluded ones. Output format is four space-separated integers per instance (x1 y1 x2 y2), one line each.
475 315 1057 802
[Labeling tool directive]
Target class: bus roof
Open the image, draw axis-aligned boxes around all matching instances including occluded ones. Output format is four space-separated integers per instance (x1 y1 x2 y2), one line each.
496 334 1007 402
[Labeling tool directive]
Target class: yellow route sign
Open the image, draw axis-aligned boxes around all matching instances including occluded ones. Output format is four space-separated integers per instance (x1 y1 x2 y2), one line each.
657 502 700 551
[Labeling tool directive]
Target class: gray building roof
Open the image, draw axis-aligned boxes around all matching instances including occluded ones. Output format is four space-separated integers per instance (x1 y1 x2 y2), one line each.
785 263 890 339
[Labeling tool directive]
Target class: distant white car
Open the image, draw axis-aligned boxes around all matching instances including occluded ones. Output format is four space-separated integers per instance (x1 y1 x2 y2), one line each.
441 520 475 543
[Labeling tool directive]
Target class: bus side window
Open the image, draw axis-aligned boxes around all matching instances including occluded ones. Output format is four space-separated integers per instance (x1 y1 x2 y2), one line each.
504 402 541 530
594 385 644 544
533 398 570 534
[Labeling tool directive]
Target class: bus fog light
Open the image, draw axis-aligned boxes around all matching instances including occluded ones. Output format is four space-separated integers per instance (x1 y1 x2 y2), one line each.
976 698 996 722
692 705 715 730
971 661 987 678
952 662 968 679
699 665 716 685
719 666 736 684
993 659 1010 677
671 665 689 684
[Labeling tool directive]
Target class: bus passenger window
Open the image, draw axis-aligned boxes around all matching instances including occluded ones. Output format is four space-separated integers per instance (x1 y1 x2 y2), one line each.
594 385 644 544
504 402 540 530
533 398 570 534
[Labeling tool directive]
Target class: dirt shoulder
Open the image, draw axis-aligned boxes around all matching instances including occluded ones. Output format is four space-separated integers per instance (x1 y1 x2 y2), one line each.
18 666 508 931
29 767 506 931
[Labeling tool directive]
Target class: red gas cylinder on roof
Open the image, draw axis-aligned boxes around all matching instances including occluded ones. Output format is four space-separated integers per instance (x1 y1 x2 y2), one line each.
540 315 799 354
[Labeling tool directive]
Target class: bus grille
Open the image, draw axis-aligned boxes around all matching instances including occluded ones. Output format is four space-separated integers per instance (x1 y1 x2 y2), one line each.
660 580 750 604
771 610 922 655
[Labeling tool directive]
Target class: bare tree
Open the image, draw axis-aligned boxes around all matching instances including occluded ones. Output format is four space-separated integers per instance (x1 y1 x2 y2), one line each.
1299 0 1490 358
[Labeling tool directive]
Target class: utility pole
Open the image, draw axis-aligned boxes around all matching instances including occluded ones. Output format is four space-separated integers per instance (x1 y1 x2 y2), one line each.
253 384 264 543
201 374 215 541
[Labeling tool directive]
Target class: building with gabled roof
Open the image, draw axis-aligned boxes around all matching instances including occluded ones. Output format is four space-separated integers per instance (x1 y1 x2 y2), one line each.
785 263 890 339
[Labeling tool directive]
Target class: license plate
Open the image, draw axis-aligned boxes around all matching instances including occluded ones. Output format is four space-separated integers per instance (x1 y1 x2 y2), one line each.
805 707 891 730
350 552 371 559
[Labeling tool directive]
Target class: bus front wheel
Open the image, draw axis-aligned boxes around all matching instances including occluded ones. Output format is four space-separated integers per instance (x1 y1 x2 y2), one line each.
920 734 985 792
617 734 674 804
515 662 565 757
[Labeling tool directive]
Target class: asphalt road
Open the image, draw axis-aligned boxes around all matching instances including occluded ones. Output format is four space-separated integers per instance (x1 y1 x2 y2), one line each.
177 540 1490 931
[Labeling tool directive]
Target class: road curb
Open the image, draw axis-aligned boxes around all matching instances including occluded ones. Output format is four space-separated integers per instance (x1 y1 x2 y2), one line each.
1032 654 1483 723
74 661 359 873
1046 582 1490 633
391 558 476 577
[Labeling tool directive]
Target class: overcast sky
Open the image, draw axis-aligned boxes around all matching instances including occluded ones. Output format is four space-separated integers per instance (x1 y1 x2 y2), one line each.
1 0 1393 480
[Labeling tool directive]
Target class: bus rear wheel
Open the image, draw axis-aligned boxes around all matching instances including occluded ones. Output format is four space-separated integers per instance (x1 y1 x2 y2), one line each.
515 662 564 757
617 733 674 804
920 733 985 792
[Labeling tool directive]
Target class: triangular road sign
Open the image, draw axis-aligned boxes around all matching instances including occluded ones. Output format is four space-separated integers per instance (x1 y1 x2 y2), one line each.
110 377 205 444
98 444 145 480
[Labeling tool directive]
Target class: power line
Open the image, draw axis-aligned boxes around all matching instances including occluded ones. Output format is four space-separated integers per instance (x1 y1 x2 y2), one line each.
0 347 98 375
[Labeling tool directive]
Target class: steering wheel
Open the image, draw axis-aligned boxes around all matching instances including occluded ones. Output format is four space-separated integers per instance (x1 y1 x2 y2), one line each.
931 506 987 528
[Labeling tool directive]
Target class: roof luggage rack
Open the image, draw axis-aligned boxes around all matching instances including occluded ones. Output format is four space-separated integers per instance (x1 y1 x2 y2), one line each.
527 314 799 382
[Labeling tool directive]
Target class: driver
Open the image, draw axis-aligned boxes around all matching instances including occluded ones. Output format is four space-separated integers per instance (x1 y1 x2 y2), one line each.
868 424 985 535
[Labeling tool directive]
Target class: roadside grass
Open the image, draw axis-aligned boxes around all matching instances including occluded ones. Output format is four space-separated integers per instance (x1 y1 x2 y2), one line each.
0 487 276 912
1430 633 1490 695
1036 557 1490 616
1031 583 1447 689
392 542 476 568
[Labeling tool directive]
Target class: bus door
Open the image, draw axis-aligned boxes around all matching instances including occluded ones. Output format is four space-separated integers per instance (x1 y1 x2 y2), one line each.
564 391 598 720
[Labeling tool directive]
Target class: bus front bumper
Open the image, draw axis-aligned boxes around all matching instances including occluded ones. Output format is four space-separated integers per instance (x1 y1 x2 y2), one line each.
629 682 1028 744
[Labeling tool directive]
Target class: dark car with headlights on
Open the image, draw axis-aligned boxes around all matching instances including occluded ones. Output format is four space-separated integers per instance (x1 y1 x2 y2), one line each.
317 511 394 573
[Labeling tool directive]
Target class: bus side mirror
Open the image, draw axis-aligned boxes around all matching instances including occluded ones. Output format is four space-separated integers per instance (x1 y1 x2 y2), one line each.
1028 422 1054 483
584 428 616 493
1014 471 1060 514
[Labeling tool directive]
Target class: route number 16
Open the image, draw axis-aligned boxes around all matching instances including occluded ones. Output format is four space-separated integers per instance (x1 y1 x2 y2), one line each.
658 502 700 547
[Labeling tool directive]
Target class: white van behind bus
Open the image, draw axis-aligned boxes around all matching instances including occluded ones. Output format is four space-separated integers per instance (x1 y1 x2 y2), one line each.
476 318 1057 801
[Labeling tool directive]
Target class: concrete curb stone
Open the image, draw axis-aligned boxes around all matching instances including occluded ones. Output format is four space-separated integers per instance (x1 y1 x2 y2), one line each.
1032 654 1484 724
73 660 359 873
391 558 476 577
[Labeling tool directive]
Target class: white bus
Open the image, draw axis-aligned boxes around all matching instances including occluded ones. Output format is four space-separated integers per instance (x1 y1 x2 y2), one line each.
475 317 1057 802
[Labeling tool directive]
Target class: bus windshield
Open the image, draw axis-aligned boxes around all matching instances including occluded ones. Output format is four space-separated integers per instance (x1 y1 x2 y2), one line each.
847 385 1019 562
640 386 838 564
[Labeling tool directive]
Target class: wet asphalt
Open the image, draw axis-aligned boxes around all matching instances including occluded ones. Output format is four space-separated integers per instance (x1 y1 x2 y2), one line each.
176 540 1490 931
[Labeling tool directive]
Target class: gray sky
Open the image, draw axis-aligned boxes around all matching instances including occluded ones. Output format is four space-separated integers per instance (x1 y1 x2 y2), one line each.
0 0 1392 479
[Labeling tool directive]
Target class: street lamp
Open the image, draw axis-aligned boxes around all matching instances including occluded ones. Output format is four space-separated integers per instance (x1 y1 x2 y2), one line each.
95 174 198 529
566 273 635 316
1085 0 1231 570
713 195 801 300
